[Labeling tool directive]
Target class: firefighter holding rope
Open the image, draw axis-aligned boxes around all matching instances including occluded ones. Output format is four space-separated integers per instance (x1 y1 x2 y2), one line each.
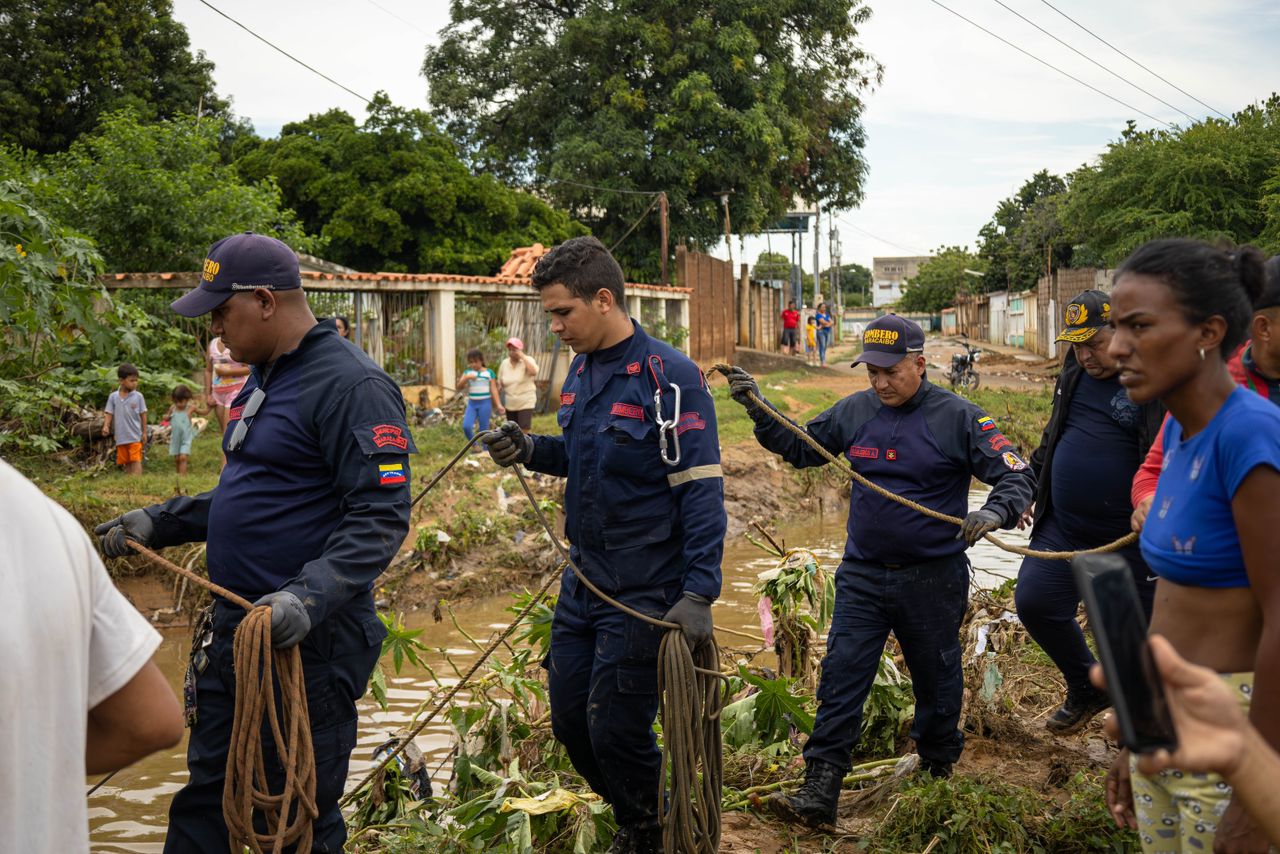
726 314 1035 827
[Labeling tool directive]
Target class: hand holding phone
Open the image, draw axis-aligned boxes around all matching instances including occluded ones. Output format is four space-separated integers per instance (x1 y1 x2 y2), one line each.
1073 553 1178 754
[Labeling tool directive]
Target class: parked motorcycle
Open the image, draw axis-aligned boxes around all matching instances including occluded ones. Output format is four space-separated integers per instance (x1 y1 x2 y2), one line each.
947 336 981 390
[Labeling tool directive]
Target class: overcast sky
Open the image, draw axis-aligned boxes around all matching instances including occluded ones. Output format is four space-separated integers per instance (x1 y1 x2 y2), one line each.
172 0 1280 275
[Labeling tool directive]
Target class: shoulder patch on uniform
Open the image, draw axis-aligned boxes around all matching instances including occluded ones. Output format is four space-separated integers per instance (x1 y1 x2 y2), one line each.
561 392 576 406
228 405 244 422
353 421 418 456
378 462 407 485
848 444 879 459
675 411 705 435
627 361 642 375
988 434 1013 452
371 424 409 450
977 415 996 432
610 402 645 420
1002 451 1028 471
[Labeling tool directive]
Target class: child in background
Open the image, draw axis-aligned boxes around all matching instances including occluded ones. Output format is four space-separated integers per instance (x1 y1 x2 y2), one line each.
805 316 818 366
102 364 147 476
457 348 504 444
165 384 206 475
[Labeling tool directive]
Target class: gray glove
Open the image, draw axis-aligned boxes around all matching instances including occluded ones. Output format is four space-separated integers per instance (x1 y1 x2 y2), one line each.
481 421 533 468
253 591 312 648
958 508 1003 546
725 367 763 412
662 592 714 650
93 509 155 558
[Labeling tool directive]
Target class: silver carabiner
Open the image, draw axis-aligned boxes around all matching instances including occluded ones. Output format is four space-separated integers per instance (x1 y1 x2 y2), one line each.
654 382 682 467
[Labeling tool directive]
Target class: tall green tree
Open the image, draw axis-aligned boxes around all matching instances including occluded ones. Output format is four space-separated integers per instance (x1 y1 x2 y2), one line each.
976 170 1070 293
424 0 880 279
898 246 983 314
0 0 230 154
6 110 308 272
1061 100 1280 264
821 261 871 305
233 97 587 275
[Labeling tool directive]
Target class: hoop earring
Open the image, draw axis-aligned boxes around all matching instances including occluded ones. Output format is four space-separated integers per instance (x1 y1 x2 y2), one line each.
1199 347 1206 361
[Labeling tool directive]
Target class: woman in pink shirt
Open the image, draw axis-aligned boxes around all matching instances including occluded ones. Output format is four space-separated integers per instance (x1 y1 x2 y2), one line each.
205 336 250 435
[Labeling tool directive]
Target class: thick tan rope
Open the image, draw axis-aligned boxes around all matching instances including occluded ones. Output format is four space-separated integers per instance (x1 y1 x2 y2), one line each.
710 364 1138 561
123 540 316 854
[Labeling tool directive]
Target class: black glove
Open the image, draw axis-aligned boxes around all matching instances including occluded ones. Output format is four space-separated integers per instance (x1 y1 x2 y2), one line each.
662 592 714 650
481 421 533 468
725 367 763 412
253 591 312 648
93 509 155 558
958 508 1003 546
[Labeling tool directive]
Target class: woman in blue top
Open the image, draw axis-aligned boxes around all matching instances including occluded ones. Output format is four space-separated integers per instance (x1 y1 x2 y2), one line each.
1107 239 1280 854
814 302 833 367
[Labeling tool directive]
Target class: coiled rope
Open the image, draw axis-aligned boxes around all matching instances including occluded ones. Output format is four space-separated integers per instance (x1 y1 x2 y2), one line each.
709 364 1138 561
123 541 317 854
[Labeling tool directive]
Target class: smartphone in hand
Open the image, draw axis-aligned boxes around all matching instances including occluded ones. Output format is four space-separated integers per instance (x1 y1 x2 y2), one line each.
1072 553 1178 754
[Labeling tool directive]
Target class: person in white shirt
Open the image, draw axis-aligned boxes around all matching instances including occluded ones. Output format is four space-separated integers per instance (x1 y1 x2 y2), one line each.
497 336 540 432
0 460 183 854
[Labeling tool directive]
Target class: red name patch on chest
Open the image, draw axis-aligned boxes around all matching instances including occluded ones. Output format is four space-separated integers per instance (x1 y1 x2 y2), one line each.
848 445 879 459
560 393 575 406
371 424 408 450
610 402 645 420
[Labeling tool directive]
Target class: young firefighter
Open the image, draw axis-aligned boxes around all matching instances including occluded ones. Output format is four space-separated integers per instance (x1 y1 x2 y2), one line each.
482 236 727 854
102 363 148 475
726 315 1035 826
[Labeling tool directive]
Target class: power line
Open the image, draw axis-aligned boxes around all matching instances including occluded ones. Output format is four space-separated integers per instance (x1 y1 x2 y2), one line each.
1037 0 1230 120
194 0 372 106
835 216 927 256
925 0 1174 129
363 0 432 37
990 0 1197 123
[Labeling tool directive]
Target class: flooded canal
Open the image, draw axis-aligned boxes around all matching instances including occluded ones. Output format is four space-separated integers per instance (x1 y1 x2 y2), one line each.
88 487 1028 851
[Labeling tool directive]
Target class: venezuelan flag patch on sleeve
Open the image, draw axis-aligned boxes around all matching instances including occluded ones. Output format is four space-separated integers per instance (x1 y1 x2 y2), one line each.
379 463 407 486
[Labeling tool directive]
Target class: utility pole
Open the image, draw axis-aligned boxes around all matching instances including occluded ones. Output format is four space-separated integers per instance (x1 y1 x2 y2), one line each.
717 192 733 268
658 192 669 285
813 200 821 308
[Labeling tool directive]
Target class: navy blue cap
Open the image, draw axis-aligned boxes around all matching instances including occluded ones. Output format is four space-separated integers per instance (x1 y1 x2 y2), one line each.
171 232 301 317
852 315 926 369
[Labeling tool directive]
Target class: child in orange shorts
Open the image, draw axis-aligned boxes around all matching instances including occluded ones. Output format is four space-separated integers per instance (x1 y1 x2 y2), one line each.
102 363 148 475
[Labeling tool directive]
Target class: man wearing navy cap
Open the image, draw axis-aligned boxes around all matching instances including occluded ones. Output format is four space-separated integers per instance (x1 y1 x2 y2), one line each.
93 232 414 852
726 314 1035 825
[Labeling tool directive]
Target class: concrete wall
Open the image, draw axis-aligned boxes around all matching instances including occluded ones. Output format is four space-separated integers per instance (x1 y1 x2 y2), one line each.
871 255 933 307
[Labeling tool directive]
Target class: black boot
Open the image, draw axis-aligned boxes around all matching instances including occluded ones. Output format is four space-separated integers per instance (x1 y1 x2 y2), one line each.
607 821 662 854
765 758 844 827
1046 684 1110 734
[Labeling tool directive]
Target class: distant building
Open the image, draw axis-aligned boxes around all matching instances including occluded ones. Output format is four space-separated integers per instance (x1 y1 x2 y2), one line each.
872 255 933 307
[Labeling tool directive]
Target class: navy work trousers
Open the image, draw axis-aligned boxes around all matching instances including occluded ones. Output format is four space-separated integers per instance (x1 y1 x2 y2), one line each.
1015 513 1155 693
804 554 970 772
545 575 680 828
163 594 384 853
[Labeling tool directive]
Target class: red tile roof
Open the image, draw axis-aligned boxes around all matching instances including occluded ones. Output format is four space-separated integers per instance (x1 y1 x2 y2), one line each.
104 246 692 294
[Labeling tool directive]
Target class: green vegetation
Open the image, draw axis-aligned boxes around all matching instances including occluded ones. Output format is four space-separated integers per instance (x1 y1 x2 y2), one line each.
957 386 1054 458
864 772 1135 854
899 246 985 314
425 0 881 278
0 0 230 154
231 98 586 275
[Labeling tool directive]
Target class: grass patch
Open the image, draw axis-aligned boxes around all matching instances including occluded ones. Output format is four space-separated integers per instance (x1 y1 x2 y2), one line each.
864 771 1137 854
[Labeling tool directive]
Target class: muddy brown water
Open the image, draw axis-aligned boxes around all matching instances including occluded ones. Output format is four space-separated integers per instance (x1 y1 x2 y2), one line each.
88 488 1028 852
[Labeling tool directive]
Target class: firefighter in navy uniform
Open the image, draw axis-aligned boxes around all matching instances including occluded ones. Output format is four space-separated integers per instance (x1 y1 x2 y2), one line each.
726 314 1035 827
94 233 413 853
482 237 726 854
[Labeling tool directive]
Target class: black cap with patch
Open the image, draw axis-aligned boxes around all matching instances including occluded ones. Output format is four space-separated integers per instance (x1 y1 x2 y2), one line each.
1055 290 1111 343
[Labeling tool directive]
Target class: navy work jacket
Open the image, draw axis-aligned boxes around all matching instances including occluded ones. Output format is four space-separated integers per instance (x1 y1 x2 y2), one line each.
753 379 1035 565
528 321 726 599
145 320 416 626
